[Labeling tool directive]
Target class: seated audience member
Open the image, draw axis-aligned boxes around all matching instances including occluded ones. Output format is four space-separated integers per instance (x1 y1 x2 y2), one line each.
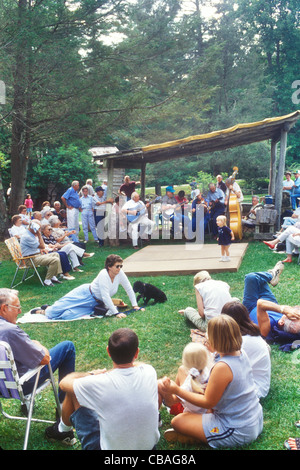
281 206 300 230
41 208 53 226
242 195 263 228
0 288 76 445
20 219 63 286
161 186 190 238
53 201 62 216
161 315 263 448
263 221 300 262
122 192 155 249
48 215 92 262
119 175 140 201
32 211 42 221
46 328 160 450
191 192 210 236
178 270 232 331
41 224 84 278
30 254 140 320
242 262 300 345
46 328 159 450
206 183 225 237
9 215 27 239
158 342 213 415
18 205 30 226
221 301 271 398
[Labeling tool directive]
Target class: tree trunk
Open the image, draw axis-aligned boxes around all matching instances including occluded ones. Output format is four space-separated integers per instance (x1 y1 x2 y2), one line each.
9 0 31 216
0 173 9 241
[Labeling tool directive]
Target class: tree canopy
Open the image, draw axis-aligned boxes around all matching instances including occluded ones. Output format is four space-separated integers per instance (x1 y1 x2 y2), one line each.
0 0 299 236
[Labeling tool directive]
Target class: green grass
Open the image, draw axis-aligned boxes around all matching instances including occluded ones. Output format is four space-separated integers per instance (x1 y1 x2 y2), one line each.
0 235 299 451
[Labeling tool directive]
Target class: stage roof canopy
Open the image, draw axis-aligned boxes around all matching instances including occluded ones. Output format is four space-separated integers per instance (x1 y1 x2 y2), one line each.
93 111 300 168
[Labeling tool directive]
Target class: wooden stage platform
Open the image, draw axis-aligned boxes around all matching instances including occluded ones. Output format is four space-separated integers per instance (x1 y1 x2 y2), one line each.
123 243 249 277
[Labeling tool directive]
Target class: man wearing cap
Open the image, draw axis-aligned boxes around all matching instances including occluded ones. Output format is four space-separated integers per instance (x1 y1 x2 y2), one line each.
161 186 190 239
93 186 114 246
61 181 82 241
291 170 300 210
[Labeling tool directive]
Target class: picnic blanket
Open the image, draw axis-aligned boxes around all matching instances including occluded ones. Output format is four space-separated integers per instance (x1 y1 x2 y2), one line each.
17 306 141 324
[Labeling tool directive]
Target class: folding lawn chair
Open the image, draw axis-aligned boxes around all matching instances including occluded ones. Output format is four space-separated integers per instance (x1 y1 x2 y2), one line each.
4 236 44 288
0 340 61 450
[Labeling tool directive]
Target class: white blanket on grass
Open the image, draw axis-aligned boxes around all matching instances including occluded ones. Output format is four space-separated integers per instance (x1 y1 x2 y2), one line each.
17 310 98 324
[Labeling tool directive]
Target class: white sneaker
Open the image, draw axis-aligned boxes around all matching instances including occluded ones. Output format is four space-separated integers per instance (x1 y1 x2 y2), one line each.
269 261 284 286
62 275 75 280
44 280 53 286
224 256 231 262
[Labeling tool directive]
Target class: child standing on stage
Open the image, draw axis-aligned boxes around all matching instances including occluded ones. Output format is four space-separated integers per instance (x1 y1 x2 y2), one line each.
216 215 234 262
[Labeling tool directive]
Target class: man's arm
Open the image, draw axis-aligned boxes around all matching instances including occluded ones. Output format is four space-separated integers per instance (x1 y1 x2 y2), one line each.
60 369 107 393
31 340 50 365
256 299 300 337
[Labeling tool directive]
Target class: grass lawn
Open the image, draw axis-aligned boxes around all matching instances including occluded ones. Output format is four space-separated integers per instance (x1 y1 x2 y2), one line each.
0 234 299 451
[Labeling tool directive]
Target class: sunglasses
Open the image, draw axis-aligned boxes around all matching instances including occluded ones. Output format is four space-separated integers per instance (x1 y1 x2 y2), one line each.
115 264 123 268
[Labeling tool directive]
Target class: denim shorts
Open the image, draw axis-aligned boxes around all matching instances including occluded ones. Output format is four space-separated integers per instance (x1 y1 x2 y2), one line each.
70 407 101 450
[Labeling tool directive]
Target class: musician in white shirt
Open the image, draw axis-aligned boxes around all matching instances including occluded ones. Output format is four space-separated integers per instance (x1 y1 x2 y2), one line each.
122 192 155 249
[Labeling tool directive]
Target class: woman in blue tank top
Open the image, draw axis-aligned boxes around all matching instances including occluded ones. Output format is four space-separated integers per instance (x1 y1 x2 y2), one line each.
162 315 263 448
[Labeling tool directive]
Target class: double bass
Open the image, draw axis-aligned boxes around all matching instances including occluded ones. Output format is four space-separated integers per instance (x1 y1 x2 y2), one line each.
227 167 242 240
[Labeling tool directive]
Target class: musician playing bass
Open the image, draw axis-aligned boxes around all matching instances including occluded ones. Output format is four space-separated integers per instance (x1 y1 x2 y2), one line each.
121 192 155 249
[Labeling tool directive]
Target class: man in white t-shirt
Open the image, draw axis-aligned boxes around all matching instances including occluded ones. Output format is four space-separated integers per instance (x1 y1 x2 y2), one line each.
47 328 160 450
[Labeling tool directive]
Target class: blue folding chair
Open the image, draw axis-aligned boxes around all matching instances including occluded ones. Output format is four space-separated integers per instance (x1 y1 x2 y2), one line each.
0 340 61 450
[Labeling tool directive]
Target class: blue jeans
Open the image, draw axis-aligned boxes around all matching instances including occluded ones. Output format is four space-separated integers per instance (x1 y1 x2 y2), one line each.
70 407 101 450
242 272 277 314
22 341 76 403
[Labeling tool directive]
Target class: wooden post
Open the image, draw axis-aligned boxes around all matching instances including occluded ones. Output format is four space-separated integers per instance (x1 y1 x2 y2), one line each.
274 129 287 230
106 159 119 246
140 162 146 200
268 139 277 197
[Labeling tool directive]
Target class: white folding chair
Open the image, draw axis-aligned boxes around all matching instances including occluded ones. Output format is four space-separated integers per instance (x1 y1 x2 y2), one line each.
0 341 61 450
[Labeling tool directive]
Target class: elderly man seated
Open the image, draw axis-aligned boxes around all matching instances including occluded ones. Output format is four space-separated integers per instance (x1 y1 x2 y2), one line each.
20 219 63 286
0 288 77 445
242 195 263 228
122 192 155 249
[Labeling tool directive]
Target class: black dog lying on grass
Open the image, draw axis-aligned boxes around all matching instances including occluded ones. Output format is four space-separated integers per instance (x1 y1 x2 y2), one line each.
133 281 167 305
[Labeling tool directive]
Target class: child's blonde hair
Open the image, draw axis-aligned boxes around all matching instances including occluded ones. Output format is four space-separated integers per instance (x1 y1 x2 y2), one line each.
182 342 211 393
216 215 227 226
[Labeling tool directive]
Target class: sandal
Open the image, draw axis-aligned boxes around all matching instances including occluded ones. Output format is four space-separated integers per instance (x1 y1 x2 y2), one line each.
295 420 300 428
284 438 300 450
